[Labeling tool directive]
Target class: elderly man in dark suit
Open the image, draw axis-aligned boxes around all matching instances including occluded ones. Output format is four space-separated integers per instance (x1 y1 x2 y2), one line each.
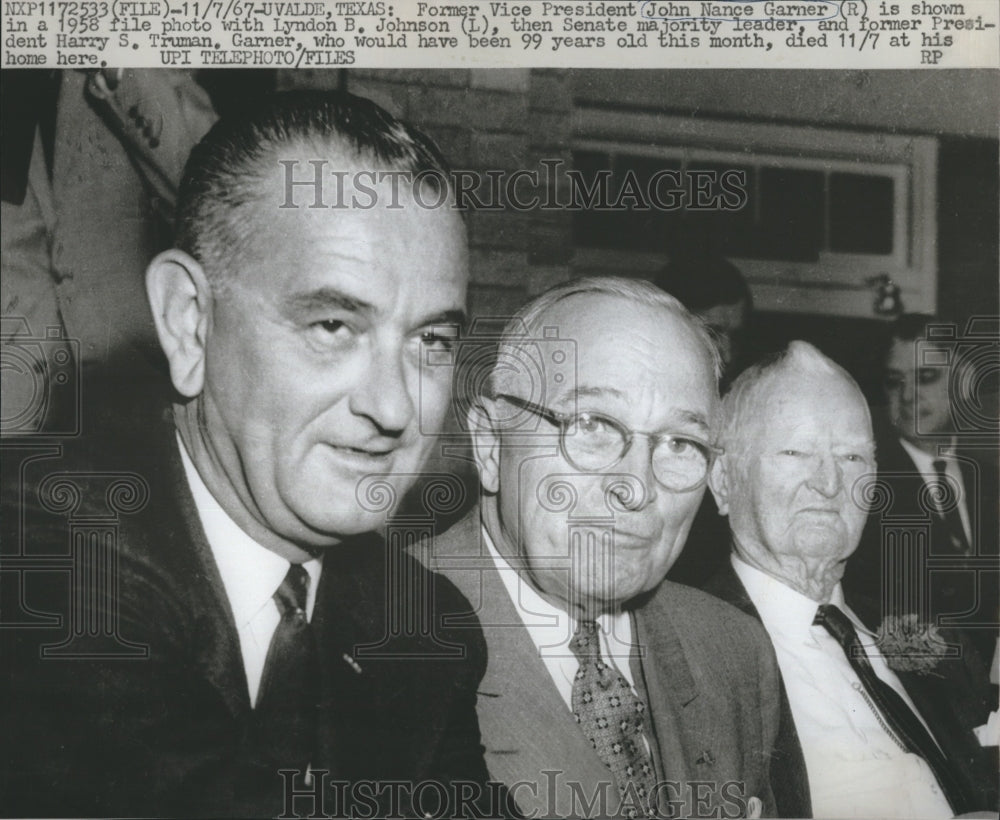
704 341 996 819
424 277 781 819
3 91 498 818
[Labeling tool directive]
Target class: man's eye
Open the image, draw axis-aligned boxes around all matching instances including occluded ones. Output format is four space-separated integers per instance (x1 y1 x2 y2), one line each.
917 368 944 385
316 320 346 334
780 449 804 457
576 414 610 434
308 319 354 347
420 330 457 350
664 437 695 454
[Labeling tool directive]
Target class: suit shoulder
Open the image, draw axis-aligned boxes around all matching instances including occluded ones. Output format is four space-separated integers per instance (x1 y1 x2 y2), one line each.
648 580 772 647
396 546 475 615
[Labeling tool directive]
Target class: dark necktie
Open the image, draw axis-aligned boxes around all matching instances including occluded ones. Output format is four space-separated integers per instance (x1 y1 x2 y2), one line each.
931 459 971 555
813 603 971 815
255 564 319 772
569 620 657 818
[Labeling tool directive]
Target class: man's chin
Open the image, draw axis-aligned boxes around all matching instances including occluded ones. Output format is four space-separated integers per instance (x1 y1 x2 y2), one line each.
792 529 851 560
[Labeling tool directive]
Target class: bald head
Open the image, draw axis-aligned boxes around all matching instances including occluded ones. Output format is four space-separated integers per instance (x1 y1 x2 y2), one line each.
485 276 722 403
720 341 870 458
711 341 876 601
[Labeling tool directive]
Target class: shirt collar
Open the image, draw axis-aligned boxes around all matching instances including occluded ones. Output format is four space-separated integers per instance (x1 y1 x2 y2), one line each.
732 555 876 640
898 436 959 477
177 434 322 627
479 524 630 657
829 583 878 638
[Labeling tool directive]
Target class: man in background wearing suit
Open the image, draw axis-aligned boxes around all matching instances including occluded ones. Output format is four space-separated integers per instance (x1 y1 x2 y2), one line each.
4 91 497 818
705 341 996 819
427 277 781 819
844 313 999 666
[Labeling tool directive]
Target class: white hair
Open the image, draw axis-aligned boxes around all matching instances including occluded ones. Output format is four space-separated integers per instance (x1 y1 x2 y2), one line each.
719 340 871 457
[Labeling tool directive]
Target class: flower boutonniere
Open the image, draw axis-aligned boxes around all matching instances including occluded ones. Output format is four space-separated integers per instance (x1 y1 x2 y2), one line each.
876 614 950 676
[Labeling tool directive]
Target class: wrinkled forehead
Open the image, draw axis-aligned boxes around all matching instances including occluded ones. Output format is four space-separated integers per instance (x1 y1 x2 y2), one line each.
738 368 871 441
503 293 717 414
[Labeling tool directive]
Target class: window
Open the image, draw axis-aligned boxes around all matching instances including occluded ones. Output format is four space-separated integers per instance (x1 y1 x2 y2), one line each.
571 108 938 318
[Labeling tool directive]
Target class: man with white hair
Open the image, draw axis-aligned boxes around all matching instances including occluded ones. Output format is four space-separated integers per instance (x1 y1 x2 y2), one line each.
425 276 782 819
705 341 996 818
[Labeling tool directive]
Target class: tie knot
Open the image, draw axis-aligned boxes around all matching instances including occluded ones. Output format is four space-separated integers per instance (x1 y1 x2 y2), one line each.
275 564 310 621
932 458 948 476
569 619 602 661
813 603 858 651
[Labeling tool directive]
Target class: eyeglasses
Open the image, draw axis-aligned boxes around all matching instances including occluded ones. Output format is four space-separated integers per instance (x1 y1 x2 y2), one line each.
495 393 722 492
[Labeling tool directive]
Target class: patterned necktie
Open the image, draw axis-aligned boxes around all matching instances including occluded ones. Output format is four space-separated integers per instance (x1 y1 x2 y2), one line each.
255 564 319 772
569 620 657 818
931 459 971 555
813 603 971 815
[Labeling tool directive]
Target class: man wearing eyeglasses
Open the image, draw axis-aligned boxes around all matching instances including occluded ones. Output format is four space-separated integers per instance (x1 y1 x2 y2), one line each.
843 314 999 667
424 277 782 819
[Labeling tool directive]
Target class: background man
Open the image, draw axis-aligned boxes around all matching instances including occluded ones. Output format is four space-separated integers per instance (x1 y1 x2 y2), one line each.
656 254 754 588
427 277 780 819
654 253 753 383
4 91 494 818
705 341 996 819
844 313 999 665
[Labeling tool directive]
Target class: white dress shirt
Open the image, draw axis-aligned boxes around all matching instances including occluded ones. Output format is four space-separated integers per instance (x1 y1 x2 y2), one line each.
481 527 637 708
733 556 954 819
899 437 971 543
179 437 322 707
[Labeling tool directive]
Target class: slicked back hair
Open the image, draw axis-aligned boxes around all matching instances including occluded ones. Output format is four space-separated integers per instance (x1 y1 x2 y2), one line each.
485 276 723 400
175 89 454 285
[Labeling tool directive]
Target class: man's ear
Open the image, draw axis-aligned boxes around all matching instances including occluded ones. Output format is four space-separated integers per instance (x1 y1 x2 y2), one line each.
466 398 502 495
146 249 213 398
708 455 731 517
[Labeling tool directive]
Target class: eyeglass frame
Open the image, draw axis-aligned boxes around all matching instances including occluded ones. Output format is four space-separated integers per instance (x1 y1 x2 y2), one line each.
492 393 723 492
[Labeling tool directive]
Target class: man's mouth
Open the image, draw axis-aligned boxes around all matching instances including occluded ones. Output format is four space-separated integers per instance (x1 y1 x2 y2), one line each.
798 508 840 518
326 444 396 468
609 528 660 547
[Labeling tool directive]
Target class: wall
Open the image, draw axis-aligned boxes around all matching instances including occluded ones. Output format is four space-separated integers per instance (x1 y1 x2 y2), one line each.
277 69 998 408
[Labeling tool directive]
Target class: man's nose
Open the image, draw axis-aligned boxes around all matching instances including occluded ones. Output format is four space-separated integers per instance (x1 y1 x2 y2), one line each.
898 375 915 403
348 345 415 435
602 439 656 511
806 453 843 498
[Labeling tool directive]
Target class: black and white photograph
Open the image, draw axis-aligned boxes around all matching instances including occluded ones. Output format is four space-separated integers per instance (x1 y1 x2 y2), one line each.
1 28 997 820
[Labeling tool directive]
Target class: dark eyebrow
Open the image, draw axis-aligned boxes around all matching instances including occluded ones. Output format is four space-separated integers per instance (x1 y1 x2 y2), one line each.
283 287 374 316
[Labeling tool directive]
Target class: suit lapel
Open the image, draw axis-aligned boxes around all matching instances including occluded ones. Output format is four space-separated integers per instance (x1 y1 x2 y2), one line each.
432 512 620 817
703 564 814 818
156 431 252 719
633 593 698 796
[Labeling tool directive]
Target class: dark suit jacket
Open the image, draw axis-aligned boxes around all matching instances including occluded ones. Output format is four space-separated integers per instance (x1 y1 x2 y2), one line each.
705 561 998 817
843 433 1000 663
2 410 494 818
702 566 812 820
422 510 782 819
